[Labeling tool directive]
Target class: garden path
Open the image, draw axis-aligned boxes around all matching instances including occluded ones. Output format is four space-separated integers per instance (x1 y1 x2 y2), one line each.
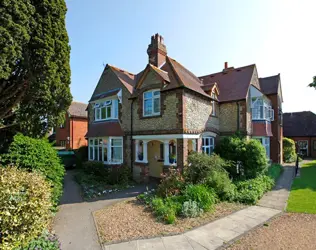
53 170 151 250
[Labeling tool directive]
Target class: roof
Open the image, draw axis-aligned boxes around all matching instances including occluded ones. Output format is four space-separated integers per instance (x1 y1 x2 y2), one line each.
90 88 120 102
149 64 170 82
259 74 280 95
85 121 124 138
68 102 88 118
108 65 136 94
199 64 256 102
283 111 316 137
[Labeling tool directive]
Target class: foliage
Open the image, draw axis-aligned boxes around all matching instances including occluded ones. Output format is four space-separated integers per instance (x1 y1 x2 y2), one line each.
181 200 203 218
108 165 130 186
287 160 316 213
74 146 88 167
82 161 109 181
16 231 60 250
0 0 72 137
267 164 283 182
1 134 64 207
215 136 268 179
0 166 52 250
157 168 185 198
151 197 176 224
308 76 316 88
184 152 228 184
137 190 156 206
183 184 216 211
283 137 297 163
234 175 274 204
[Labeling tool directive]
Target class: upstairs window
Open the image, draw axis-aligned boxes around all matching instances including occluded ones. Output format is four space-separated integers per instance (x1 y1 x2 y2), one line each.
211 92 216 116
143 90 160 116
252 97 274 121
94 99 119 121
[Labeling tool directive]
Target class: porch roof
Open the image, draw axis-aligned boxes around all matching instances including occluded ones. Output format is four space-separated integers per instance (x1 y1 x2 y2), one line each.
132 134 200 140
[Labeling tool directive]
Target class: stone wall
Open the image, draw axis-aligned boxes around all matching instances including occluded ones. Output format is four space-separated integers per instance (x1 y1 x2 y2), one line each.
219 102 238 133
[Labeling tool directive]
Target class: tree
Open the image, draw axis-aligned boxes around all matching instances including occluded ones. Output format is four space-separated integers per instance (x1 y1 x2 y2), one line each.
308 76 316 88
0 0 72 137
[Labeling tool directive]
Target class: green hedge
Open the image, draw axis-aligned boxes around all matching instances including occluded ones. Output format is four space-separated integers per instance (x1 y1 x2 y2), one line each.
283 137 296 163
0 167 52 250
1 134 65 207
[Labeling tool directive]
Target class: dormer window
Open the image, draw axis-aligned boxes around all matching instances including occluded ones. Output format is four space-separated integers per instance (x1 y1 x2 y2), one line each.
211 92 216 116
143 90 160 117
94 99 118 121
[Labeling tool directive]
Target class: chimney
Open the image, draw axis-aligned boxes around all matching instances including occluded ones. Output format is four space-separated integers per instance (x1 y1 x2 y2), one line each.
147 33 167 67
223 61 234 72
224 62 228 69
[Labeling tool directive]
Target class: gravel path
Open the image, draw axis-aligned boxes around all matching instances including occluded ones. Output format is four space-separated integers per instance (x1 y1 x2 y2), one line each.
226 213 316 250
53 170 150 250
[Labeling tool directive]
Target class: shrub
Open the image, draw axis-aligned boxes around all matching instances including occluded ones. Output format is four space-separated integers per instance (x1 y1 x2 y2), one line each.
183 184 216 211
0 167 52 249
17 231 60 250
234 175 274 204
151 197 176 224
74 146 88 168
267 164 283 182
182 200 203 218
82 161 109 182
108 165 130 186
1 134 65 207
157 168 185 198
215 136 268 179
184 152 228 184
283 137 296 163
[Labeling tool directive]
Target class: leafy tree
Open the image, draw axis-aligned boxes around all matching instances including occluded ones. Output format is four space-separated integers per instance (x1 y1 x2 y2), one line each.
0 0 72 137
308 76 316 88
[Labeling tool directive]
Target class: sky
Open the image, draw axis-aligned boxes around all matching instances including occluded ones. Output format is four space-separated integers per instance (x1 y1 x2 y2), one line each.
65 0 316 113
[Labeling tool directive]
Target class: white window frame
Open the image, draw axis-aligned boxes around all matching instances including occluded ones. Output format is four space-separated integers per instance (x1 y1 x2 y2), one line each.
251 97 274 121
253 136 270 159
143 89 161 117
202 137 215 155
88 136 123 164
94 99 119 121
298 140 308 156
211 92 216 116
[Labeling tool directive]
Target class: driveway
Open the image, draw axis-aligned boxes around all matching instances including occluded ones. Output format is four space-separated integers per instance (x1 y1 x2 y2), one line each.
53 170 151 250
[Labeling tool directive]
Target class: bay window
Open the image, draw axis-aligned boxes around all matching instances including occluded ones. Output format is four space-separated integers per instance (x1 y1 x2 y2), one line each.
252 97 274 121
202 137 215 155
94 99 119 121
254 137 270 159
88 137 123 164
143 90 160 116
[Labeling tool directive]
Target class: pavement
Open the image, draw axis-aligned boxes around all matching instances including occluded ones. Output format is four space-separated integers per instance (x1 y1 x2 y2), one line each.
53 170 151 250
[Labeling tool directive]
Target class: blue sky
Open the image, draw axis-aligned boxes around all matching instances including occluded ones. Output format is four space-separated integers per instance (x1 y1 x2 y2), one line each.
66 0 316 113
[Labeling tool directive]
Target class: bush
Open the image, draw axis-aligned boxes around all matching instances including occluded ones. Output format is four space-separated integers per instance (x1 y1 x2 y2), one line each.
0 167 52 249
215 136 268 179
184 152 228 184
157 168 185 198
234 175 274 204
17 231 60 250
283 137 296 163
182 200 203 218
1 134 65 207
151 197 176 224
183 184 216 211
74 146 88 168
108 165 130 186
82 161 109 181
267 164 283 182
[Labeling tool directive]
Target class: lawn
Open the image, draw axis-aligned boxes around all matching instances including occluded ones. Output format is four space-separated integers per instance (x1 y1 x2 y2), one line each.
287 160 316 213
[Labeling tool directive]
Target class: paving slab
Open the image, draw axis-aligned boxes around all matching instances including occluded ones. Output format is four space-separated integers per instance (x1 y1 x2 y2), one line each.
162 235 194 250
138 238 165 250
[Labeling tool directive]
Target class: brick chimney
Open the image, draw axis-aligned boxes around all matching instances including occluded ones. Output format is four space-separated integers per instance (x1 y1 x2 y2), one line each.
223 61 234 72
147 33 167 67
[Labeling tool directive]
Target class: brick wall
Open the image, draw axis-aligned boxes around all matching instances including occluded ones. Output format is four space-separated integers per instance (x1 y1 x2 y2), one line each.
287 136 316 158
55 113 70 149
70 117 88 149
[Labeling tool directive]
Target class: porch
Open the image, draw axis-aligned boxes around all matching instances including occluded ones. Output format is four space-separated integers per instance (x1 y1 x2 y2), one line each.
132 134 198 182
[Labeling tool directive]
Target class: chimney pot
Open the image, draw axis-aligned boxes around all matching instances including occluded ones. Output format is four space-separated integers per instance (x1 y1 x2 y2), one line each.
224 62 228 69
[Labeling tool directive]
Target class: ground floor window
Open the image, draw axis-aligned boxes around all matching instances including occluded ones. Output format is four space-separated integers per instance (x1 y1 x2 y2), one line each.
298 140 308 156
202 137 215 155
88 136 123 164
60 140 66 147
254 137 270 159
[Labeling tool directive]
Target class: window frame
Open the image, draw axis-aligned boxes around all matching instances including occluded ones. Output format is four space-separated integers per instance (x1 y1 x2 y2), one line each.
94 99 119 121
143 89 161 117
251 97 274 121
211 92 216 116
202 136 215 155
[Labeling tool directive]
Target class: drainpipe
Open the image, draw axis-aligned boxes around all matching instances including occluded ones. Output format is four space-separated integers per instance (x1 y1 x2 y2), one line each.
130 99 134 176
237 102 240 132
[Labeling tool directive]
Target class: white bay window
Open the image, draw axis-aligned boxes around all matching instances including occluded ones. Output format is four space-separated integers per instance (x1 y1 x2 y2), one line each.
252 97 274 121
143 90 160 116
94 99 119 121
202 137 215 155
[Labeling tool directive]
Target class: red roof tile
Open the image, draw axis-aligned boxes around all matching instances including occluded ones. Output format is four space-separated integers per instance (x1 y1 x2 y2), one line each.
199 64 256 102
149 64 170 82
109 65 136 94
68 102 88 118
259 74 280 95
85 121 124 138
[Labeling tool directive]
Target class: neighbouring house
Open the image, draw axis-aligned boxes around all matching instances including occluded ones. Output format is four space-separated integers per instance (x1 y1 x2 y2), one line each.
86 33 283 182
55 101 88 150
283 111 316 158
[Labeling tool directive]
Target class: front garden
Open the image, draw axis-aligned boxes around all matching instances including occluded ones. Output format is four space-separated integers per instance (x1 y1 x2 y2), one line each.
94 135 284 244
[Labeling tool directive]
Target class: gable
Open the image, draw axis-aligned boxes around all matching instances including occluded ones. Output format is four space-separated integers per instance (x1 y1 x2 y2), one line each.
138 69 163 90
250 66 261 90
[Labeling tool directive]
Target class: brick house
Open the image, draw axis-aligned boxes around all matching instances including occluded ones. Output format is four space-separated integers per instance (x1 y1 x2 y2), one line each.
283 111 316 158
86 34 283 182
55 101 88 150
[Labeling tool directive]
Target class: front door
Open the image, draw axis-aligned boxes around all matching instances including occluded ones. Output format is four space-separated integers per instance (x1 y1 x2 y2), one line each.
147 140 163 178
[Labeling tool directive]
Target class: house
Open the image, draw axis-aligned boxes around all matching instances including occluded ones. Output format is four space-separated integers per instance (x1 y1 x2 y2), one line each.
85 33 283 182
55 101 88 150
283 111 316 158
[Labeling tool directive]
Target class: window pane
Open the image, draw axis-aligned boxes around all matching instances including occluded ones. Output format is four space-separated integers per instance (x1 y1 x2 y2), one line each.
206 147 210 155
112 138 122 146
144 99 152 115
89 147 93 160
94 147 98 161
153 91 160 96
101 107 106 119
94 139 98 145
111 147 122 162
89 139 93 145
96 108 101 120
153 97 160 113
106 106 111 118
144 92 152 99
98 146 102 161
103 146 108 162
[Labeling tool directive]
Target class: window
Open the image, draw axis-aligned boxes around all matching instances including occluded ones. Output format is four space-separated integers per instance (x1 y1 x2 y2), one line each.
143 90 160 116
298 140 308 156
136 140 144 161
94 99 118 121
88 137 123 163
169 141 177 164
254 137 270 158
60 140 66 147
202 137 215 155
252 97 274 121
211 92 216 116
111 138 123 163
313 140 316 151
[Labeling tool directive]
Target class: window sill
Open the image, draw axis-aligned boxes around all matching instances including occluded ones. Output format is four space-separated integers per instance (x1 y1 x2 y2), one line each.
141 114 162 119
135 160 148 164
